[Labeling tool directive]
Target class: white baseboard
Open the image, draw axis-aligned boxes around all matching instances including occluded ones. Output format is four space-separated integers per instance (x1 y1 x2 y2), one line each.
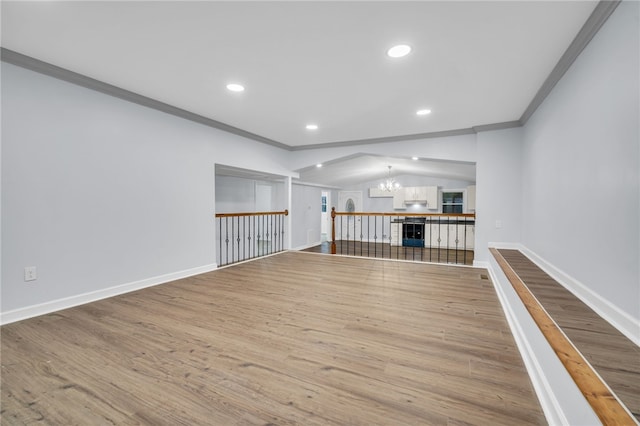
520 247 640 347
486 262 564 425
488 242 639 347
488 241 524 250
487 257 599 426
0 263 218 325
292 241 322 251
472 260 489 269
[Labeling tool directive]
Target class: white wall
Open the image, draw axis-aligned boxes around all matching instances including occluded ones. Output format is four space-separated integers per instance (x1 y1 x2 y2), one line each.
345 174 475 213
475 127 524 263
215 175 286 213
521 0 639 324
1 63 295 319
288 135 480 252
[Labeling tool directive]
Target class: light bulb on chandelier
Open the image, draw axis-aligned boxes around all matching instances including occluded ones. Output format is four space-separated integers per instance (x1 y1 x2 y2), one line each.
379 165 401 192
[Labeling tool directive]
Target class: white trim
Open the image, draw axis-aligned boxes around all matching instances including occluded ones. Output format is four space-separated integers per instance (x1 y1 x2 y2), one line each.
487 256 602 426
291 180 341 190
0 263 218 325
292 241 323 251
520 246 640 347
489 240 639 345
487 241 524 250
486 259 569 425
473 260 489 269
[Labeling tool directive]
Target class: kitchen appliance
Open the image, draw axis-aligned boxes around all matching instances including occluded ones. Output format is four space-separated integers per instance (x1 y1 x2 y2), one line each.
402 217 426 247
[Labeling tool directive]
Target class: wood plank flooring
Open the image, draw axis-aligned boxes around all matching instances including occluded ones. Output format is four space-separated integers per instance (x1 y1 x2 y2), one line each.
1 252 544 425
498 249 640 422
303 241 474 266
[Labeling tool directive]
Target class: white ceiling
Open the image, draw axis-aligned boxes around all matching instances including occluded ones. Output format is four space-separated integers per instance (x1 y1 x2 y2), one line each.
2 1 598 150
297 155 476 188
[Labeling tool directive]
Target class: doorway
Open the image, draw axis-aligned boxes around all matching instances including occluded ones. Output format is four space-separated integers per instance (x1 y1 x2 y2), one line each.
320 191 330 242
337 191 363 241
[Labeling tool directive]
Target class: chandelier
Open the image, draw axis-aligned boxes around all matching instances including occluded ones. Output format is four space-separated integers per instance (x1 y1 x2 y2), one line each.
379 165 401 192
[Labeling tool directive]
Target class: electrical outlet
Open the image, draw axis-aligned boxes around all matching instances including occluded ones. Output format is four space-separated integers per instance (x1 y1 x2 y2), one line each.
24 266 37 282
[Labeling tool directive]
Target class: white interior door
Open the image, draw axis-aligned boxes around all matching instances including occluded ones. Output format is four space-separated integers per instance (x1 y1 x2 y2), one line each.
338 191 363 241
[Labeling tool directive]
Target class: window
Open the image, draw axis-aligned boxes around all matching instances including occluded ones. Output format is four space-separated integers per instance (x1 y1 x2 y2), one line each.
442 191 463 214
321 195 327 213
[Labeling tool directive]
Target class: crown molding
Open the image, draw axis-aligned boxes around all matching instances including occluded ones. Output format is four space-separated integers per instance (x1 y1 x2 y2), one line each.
290 128 478 151
0 50 522 151
0 47 291 151
472 121 522 133
1 1 618 151
519 0 621 125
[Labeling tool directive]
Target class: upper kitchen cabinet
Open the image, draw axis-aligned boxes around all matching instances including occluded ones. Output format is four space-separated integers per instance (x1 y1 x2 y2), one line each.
392 189 406 209
402 186 438 209
369 187 394 198
466 185 476 212
405 186 427 203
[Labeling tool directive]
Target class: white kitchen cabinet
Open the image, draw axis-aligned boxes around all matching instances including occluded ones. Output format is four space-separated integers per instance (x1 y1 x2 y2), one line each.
404 186 426 203
390 221 402 246
369 187 394 198
447 224 460 249
392 190 406 209
425 186 438 209
465 224 475 249
403 186 438 209
427 221 445 248
449 223 474 249
423 220 474 250
466 185 476 212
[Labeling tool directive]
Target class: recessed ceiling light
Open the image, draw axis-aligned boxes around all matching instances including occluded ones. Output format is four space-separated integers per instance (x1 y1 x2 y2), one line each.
226 83 245 92
306 124 318 130
316 163 323 168
416 109 432 116
411 156 419 161
387 44 411 58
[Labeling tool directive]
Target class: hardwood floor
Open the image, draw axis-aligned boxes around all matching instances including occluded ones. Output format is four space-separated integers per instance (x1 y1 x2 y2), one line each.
1 252 544 425
303 241 475 266
498 249 640 422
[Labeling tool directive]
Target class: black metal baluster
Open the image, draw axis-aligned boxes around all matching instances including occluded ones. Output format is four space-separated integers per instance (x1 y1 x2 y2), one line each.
437 216 442 263
248 215 251 258
232 216 236 262
375 215 378 258
340 216 343 255
237 216 240 262
380 215 383 259
272 214 274 253
455 218 460 264
242 216 246 261
429 220 433 262
446 216 450 264
396 215 400 260
280 214 284 251
463 218 467 265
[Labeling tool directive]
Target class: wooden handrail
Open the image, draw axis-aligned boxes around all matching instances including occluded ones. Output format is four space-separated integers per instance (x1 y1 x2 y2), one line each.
329 208 475 257
215 210 288 218
490 248 636 425
332 211 475 218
